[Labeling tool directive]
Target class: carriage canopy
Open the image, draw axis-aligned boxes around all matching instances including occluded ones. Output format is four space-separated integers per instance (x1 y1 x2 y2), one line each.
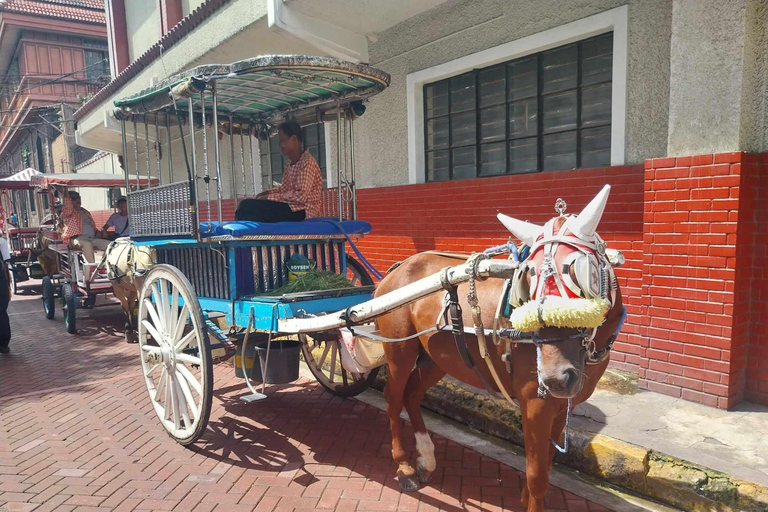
0 168 42 190
30 173 158 189
113 55 391 124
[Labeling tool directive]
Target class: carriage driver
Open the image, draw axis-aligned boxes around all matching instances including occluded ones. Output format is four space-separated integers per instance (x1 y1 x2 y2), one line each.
235 120 323 223
58 188 110 263
100 197 129 240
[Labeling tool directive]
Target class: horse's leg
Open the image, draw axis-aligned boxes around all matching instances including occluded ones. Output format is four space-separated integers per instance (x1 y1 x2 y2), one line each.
402 362 445 484
519 399 556 512
383 340 420 492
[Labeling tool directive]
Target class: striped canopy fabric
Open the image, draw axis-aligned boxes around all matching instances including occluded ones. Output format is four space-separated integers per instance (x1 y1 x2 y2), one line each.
0 168 42 190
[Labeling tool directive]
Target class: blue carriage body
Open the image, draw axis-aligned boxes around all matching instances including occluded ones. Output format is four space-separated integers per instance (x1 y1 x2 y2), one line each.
133 219 375 331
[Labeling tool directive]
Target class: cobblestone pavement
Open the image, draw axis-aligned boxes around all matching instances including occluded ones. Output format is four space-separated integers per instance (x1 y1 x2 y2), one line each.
1 286 613 512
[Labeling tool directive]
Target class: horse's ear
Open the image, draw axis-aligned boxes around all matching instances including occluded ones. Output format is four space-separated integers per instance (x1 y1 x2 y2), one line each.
570 184 610 238
497 213 543 247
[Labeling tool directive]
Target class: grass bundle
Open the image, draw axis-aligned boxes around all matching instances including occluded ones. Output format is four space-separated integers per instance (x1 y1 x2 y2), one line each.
267 270 354 296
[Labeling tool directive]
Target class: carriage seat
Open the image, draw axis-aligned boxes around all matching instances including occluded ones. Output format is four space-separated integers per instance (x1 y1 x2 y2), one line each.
199 217 372 238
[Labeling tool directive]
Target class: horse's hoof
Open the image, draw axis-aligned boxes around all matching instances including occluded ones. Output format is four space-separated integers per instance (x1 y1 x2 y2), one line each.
416 466 431 484
398 474 421 493
125 333 138 344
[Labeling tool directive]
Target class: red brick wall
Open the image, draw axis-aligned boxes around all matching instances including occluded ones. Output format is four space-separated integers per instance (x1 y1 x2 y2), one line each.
640 153 765 409
90 209 114 228
746 156 768 406
355 165 646 374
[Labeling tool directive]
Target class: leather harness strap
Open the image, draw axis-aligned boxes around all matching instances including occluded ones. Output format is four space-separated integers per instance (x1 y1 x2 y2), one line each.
441 274 504 400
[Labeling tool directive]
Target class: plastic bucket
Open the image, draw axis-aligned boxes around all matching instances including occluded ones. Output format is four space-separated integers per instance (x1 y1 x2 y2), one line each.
255 340 301 384
234 341 263 382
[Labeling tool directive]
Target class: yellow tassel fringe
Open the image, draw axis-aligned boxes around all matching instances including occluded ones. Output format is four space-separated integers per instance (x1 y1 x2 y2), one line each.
509 296 610 332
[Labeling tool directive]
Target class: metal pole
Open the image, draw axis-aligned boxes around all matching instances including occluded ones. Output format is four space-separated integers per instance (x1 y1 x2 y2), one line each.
350 115 357 220
154 115 161 184
211 83 223 223
240 124 246 199
166 113 173 183
249 124 257 196
188 98 199 237
336 106 342 220
144 116 151 187
229 115 236 205
132 120 139 188
264 125 273 193
201 92 212 228
120 120 130 192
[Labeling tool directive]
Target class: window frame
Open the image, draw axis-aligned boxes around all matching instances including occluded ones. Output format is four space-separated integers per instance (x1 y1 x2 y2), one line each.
406 5 627 184
422 35 613 181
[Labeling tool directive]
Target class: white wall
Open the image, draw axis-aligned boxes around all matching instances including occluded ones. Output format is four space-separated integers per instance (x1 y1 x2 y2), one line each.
74 153 123 212
352 0 673 188
124 0 161 63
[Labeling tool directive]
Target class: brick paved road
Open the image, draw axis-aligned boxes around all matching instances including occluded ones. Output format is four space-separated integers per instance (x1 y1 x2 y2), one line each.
1 285 613 512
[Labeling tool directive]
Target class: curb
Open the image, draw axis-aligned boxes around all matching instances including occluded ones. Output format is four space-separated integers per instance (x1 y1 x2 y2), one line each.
371 371 768 512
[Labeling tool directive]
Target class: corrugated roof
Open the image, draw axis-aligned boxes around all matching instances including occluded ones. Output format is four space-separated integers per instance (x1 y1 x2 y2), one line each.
0 0 105 25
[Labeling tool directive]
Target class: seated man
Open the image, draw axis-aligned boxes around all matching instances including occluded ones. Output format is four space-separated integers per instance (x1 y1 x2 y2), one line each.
60 190 110 263
101 197 130 240
236 120 322 223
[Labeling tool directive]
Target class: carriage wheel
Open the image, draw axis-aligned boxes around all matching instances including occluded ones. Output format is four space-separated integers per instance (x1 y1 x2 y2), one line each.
345 255 374 286
138 264 213 446
300 333 380 397
300 255 378 397
62 285 77 334
42 276 55 320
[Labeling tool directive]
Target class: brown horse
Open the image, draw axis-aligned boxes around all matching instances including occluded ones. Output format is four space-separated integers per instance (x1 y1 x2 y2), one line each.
374 186 625 512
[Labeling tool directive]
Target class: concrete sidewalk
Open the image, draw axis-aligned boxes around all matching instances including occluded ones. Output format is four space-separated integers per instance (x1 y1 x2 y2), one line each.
574 370 768 488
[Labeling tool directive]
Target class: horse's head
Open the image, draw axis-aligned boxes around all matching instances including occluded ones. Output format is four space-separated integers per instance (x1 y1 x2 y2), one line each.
498 185 624 399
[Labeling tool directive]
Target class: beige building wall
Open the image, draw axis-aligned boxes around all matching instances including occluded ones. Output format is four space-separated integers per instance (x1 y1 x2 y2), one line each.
352 0 673 188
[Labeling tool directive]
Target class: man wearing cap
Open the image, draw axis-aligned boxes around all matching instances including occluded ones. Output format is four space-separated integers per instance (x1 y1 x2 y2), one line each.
61 190 110 263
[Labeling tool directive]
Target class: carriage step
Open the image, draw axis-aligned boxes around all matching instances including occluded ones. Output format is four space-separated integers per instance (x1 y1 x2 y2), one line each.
205 319 237 357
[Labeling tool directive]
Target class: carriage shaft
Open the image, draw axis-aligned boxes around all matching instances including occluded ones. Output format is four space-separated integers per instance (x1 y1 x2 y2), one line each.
277 259 519 334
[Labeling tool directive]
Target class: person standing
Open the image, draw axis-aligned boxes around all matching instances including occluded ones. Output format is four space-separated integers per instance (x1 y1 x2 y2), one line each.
0 235 11 354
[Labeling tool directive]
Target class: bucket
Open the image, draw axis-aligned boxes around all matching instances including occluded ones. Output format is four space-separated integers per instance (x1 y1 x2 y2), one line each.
286 253 315 281
255 339 301 384
234 342 263 382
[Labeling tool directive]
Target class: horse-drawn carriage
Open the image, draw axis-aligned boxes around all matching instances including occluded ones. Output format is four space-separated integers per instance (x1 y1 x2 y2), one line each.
100 55 625 512
0 168 59 293
31 173 156 332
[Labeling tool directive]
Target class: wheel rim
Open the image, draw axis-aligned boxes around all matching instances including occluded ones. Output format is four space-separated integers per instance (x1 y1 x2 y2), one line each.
138 271 206 440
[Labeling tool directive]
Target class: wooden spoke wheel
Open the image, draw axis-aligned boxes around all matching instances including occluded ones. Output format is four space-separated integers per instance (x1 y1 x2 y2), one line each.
42 276 55 320
300 255 378 397
300 332 380 397
138 264 212 446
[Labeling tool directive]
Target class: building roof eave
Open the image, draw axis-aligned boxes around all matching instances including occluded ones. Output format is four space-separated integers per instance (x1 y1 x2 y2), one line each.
73 0 231 122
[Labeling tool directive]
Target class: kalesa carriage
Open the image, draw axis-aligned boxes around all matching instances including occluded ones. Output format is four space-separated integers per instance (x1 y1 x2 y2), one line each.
0 168 61 293
36 55 629 512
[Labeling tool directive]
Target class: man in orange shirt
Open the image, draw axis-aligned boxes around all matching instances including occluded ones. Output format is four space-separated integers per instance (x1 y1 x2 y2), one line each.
236 120 322 222
60 190 110 263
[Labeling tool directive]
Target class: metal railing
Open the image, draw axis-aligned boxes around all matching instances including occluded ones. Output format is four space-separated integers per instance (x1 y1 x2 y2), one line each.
128 180 194 238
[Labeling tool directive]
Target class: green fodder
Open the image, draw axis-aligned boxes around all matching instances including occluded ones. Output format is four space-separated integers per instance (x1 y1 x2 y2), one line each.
267 270 353 296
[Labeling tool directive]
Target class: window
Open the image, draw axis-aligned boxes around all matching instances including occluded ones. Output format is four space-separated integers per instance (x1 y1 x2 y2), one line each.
84 50 110 82
259 123 327 190
424 33 613 181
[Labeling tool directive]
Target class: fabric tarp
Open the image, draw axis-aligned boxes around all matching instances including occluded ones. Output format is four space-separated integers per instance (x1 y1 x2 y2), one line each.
199 218 372 237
